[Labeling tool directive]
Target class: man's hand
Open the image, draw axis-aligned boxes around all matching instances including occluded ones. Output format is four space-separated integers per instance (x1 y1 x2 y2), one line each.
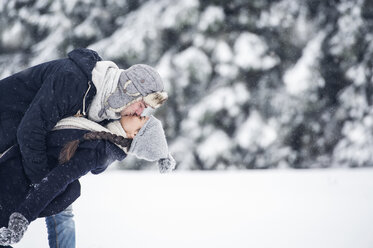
0 212 29 245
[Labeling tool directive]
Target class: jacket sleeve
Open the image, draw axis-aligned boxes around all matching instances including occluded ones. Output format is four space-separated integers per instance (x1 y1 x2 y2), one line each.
17 71 84 184
15 142 108 223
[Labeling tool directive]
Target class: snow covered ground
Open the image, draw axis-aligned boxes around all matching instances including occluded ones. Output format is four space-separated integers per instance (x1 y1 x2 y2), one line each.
14 168 373 248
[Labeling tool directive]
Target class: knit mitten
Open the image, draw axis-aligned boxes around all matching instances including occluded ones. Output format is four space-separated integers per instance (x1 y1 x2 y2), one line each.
0 227 12 246
158 153 176 173
0 212 29 245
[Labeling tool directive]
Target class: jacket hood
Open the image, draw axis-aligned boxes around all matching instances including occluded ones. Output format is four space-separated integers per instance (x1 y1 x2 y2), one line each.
68 48 102 80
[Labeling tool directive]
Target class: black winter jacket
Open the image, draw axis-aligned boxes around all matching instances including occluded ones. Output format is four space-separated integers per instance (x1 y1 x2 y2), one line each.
0 48 101 183
0 128 126 227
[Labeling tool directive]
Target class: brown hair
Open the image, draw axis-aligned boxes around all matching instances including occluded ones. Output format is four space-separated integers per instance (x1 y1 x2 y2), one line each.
59 131 132 165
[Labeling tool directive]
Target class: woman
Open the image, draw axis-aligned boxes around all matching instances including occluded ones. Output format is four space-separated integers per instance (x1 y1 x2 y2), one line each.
0 115 175 247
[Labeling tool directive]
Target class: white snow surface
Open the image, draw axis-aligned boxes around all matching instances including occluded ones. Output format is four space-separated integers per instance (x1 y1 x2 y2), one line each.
89 0 199 63
198 5 225 32
236 110 278 149
14 169 373 248
233 32 279 70
283 32 325 95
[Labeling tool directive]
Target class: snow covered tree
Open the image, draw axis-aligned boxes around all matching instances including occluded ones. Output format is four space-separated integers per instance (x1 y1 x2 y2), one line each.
0 0 372 170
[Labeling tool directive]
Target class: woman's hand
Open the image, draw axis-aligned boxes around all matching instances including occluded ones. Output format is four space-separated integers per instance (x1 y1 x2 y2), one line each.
0 227 12 245
0 212 29 245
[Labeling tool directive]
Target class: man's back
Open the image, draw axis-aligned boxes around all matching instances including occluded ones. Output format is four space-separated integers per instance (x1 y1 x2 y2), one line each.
0 48 101 182
0 59 71 113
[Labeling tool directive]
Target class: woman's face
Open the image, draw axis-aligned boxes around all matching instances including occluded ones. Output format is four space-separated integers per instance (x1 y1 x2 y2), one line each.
120 115 149 139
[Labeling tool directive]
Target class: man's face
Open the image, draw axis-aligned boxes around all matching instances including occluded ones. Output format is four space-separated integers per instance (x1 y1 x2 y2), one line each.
121 100 148 116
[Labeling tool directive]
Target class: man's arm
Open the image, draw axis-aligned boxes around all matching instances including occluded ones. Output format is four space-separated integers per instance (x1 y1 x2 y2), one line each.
17 71 84 184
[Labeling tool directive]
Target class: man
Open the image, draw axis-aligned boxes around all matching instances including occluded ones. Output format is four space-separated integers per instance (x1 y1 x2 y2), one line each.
0 48 167 248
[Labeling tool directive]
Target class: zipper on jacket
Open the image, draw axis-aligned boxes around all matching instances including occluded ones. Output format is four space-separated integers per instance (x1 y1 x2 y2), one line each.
0 145 15 159
82 81 92 116
75 81 92 117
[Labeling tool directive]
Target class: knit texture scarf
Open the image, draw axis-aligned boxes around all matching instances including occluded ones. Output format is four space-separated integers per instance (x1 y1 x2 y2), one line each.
88 61 124 122
53 116 128 153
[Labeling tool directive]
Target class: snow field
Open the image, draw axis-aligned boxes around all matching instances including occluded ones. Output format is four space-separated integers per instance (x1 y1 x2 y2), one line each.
15 169 373 248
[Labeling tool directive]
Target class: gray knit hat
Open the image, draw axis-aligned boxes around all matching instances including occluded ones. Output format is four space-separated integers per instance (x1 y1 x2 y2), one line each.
107 64 168 113
128 115 176 173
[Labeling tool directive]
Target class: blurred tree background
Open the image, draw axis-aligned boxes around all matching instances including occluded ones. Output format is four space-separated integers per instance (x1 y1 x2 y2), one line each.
1 0 372 170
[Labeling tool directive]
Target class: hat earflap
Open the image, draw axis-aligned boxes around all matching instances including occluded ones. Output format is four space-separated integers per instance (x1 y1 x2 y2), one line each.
108 96 143 113
143 91 168 109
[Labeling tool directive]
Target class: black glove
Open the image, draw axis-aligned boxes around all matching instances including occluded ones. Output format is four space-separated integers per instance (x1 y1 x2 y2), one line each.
0 212 29 246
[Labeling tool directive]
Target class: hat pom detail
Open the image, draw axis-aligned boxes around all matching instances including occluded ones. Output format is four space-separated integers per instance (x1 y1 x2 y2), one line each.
157 153 176 173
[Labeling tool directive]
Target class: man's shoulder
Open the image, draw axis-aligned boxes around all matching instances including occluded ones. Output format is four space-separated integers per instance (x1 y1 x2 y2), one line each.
67 48 102 80
42 48 101 82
